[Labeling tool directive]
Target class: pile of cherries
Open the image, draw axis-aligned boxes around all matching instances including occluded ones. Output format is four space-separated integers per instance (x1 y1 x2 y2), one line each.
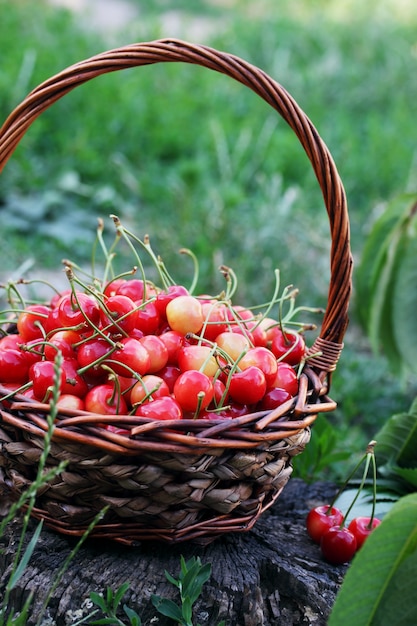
0 278 307 424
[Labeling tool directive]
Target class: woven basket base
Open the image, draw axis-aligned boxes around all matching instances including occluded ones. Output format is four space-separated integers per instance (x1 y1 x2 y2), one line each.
0 424 310 544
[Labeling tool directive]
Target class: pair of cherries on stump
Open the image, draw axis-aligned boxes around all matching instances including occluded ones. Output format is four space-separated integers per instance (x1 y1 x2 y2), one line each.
306 441 381 565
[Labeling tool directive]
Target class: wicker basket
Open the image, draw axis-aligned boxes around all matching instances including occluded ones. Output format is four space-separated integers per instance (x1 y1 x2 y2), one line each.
0 39 352 545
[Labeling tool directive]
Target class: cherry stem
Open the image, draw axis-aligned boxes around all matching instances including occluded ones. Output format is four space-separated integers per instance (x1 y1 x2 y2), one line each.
76 347 119 377
130 379 163 411
111 216 174 294
64 269 118 348
198 343 218 373
2 282 27 313
107 369 122 413
219 265 238 301
95 217 121 283
103 267 138 294
0 381 33 401
179 248 199 295
193 392 206 419
368 449 377 527
278 284 295 336
110 216 152 298
14 278 63 299
341 441 376 527
327 440 377 517
251 269 281 329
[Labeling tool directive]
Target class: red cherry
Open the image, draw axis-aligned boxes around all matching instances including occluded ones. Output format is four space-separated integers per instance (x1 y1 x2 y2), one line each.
43 330 80 361
60 358 88 398
130 374 170 406
0 335 21 351
134 395 183 420
85 383 128 415
57 394 85 411
17 339 44 367
30 360 65 401
158 330 184 364
44 307 64 334
166 295 204 335
0 349 30 384
212 378 228 406
215 331 251 362
320 526 357 564
49 289 72 309
269 362 299 396
347 516 381 549
106 337 151 377
238 346 278 387
138 335 169 373
155 365 181 393
103 278 127 298
57 292 100 329
17 304 50 342
100 295 139 334
112 375 136 405
306 505 344 544
174 370 214 412
135 301 160 335
116 279 145 302
200 302 228 341
177 345 219 377
226 305 253 322
259 387 292 411
155 284 189 318
210 402 250 419
269 329 306 365
77 337 112 379
228 366 266 405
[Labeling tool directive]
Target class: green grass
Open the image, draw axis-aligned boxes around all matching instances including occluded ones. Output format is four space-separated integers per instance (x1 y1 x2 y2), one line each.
1 0 417 459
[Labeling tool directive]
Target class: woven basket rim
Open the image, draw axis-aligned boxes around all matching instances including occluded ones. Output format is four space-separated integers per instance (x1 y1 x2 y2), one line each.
0 363 335 454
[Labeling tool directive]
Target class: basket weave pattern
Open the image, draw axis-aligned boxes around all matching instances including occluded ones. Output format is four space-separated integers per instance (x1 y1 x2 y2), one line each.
0 39 352 544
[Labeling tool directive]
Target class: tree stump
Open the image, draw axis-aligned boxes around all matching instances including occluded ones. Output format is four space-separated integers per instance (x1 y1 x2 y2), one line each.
0 479 347 625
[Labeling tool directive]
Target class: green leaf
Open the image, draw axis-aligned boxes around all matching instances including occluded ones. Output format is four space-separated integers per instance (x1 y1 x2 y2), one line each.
367 221 404 372
392 211 417 375
165 570 180 588
329 493 417 625
181 596 193 625
89 592 108 613
151 596 183 622
372 548 417 625
292 414 351 481
8 520 43 590
112 582 131 610
181 559 210 597
374 410 417 468
123 604 142 626
393 467 417 488
4 591 33 626
184 562 212 605
88 618 123 625
355 193 413 330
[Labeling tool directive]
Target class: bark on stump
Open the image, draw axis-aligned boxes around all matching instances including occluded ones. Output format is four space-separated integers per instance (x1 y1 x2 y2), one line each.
0 479 347 625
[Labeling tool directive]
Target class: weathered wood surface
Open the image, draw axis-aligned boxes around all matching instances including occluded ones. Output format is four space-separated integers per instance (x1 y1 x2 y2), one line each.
0 479 348 625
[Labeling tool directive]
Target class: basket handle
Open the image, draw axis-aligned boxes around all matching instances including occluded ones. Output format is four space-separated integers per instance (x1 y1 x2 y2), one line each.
0 38 352 375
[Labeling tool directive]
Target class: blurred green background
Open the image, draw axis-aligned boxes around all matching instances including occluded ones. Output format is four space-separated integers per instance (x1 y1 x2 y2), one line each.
1 0 417 476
